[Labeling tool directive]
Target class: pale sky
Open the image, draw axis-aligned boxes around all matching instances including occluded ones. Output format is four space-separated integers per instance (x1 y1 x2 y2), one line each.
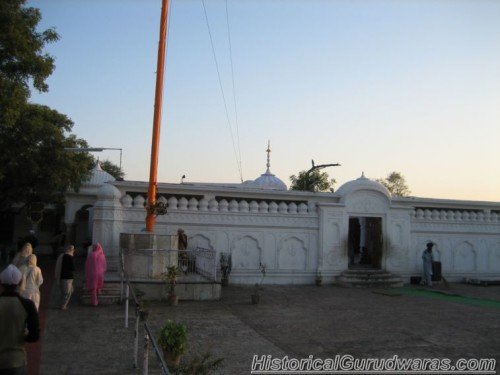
28 0 500 201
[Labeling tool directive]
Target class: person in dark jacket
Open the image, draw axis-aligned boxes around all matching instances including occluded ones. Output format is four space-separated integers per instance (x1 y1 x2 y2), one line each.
54 245 76 310
0 264 40 374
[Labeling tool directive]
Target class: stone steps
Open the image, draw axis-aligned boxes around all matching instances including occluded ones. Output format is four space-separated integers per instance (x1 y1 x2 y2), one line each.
81 281 122 305
337 269 403 288
105 257 120 273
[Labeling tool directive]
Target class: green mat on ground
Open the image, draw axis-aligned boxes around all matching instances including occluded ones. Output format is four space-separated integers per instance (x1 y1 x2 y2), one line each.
393 287 500 308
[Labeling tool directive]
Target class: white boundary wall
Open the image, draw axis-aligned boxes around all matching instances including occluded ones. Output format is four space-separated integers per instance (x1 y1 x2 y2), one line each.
85 178 500 284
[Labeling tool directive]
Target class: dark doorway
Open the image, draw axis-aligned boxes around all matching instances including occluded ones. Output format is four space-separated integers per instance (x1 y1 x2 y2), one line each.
348 217 383 269
72 205 93 254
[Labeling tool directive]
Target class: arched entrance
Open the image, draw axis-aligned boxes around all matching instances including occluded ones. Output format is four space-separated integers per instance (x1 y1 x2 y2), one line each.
348 216 383 269
72 205 93 254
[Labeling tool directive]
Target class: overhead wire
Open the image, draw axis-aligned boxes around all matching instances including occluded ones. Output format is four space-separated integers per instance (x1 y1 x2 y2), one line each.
200 0 244 182
163 0 173 98
165 1 173 59
225 0 243 182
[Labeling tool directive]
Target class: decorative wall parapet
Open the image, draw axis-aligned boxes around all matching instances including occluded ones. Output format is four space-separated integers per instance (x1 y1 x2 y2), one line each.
133 195 145 208
239 200 249 212
412 208 499 223
161 212 318 228
179 197 188 210
200 198 209 211
119 194 316 216
122 194 132 208
229 200 238 212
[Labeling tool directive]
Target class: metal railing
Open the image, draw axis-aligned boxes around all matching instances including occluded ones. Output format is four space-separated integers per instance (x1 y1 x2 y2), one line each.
120 247 217 282
119 248 170 375
193 247 217 281
117 246 217 374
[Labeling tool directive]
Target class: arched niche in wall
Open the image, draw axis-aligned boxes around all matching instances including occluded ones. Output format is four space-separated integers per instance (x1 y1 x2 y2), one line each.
231 235 262 270
187 234 213 250
453 241 476 272
277 236 307 271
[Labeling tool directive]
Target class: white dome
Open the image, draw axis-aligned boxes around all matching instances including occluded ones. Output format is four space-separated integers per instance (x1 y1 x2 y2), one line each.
97 183 122 200
336 173 390 199
253 172 287 191
84 163 115 186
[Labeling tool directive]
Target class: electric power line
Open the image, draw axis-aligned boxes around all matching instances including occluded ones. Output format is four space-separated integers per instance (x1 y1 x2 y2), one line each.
201 0 243 182
225 0 243 182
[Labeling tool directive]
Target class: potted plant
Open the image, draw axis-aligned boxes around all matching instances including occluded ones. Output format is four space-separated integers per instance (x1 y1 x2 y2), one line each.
251 263 266 304
158 320 188 368
315 271 323 286
219 253 232 287
164 265 181 306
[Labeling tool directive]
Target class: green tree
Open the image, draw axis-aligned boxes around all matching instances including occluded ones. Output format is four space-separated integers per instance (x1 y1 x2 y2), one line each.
0 0 58 127
0 2 95 210
100 159 125 180
290 169 336 192
377 171 411 197
0 104 94 209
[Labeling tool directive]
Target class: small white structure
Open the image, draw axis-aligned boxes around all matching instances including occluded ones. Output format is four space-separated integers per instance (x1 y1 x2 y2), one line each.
65 152 500 284
64 163 116 250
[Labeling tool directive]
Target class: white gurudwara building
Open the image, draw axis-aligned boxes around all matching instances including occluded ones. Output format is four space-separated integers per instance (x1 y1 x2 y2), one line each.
64 150 500 285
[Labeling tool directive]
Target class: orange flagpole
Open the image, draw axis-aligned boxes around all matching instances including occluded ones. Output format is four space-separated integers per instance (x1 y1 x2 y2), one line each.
146 0 170 232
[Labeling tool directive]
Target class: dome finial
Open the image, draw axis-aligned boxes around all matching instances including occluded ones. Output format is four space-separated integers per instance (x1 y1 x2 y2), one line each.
266 140 271 173
250 140 287 190
94 159 102 171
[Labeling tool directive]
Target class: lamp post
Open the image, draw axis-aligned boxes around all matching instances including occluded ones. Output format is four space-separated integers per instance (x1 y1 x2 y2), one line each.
64 147 123 170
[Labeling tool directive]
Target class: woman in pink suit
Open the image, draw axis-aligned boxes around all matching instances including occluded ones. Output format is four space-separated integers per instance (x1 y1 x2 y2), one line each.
85 243 107 306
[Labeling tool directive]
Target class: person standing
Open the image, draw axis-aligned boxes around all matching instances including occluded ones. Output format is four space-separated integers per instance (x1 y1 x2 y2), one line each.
177 228 188 250
55 245 76 310
422 242 434 287
85 243 107 306
11 243 33 268
19 255 44 311
0 265 40 374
